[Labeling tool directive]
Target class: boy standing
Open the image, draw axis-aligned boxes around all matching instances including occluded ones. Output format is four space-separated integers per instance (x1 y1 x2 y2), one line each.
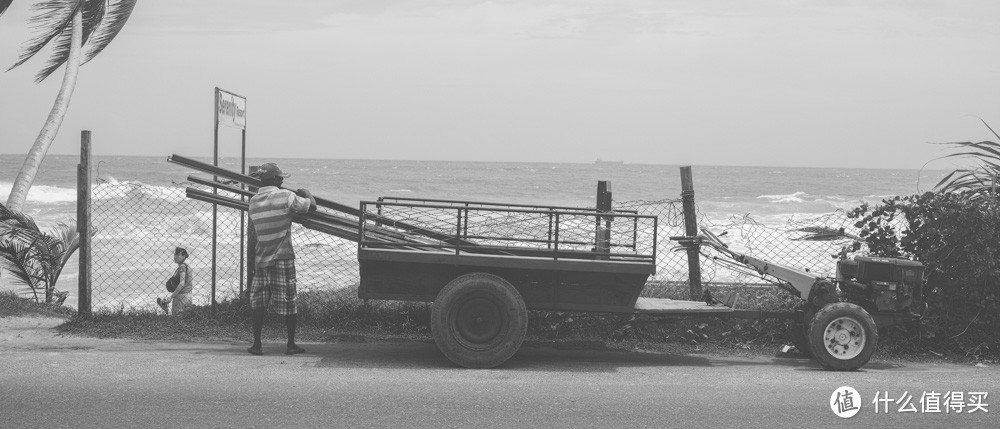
157 247 193 315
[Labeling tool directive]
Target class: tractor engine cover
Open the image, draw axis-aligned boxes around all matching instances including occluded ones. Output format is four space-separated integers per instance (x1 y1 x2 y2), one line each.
839 256 924 313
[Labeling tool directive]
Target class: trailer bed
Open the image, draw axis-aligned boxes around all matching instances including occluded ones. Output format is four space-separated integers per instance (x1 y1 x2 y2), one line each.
357 199 660 312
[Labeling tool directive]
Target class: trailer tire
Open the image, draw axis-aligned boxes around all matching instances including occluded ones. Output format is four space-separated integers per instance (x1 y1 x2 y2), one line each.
807 302 877 371
431 273 527 368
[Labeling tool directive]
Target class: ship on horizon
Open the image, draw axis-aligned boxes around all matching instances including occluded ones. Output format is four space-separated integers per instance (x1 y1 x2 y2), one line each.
594 158 624 165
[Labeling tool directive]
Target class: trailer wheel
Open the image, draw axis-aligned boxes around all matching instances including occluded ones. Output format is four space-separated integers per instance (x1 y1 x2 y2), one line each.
807 302 877 371
431 273 527 368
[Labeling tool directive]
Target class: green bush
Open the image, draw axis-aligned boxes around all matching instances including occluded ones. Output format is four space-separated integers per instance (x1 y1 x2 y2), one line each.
849 192 1000 305
848 192 1000 360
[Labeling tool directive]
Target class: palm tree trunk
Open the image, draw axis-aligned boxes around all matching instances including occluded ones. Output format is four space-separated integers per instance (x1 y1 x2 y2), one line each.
5 9 83 213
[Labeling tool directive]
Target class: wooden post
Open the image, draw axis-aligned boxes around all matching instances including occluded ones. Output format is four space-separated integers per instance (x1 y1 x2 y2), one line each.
77 131 92 318
680 166 702 299
595 181 612 258
993 173 997 199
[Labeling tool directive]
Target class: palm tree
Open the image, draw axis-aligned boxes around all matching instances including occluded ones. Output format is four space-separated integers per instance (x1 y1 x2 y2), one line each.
931 119 1000 199
0 202 81 303
1 0 137 212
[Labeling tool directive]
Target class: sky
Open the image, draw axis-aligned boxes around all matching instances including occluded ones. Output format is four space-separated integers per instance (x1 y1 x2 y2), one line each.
1 0 999 169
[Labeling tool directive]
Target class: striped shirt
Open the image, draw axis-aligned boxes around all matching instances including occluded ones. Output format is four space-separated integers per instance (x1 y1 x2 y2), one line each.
249 186 313 267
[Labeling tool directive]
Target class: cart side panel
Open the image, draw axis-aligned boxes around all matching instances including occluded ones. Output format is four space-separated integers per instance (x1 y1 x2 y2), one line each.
358 249 652 313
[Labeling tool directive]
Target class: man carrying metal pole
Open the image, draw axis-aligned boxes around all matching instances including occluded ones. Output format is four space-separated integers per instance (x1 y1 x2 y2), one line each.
246 162 316 356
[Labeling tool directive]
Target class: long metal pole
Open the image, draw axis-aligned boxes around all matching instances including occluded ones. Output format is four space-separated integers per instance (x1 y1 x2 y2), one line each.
680 166 702 300
77 131 92 318
240 128 246 295
211 88 219 315
168 154 479 246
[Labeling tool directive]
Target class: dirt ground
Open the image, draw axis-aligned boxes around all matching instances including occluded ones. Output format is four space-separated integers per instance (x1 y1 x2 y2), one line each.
0 315 127 351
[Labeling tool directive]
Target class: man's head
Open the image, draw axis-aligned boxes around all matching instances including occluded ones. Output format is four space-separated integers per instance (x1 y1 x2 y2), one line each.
174 247 188 262
250 162 290 186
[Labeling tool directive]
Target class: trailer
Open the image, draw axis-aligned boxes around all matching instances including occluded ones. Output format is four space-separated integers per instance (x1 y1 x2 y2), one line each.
169 155 924 370
353 196 741 368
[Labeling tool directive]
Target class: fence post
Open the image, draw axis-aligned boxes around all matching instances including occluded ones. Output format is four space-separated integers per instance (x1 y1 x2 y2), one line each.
245 165 260 299
77 131 92 318
680 166 702 300
595 181 612 259
240 134 247 296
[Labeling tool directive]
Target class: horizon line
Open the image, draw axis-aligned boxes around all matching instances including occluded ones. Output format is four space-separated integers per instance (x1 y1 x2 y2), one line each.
0 152 953 172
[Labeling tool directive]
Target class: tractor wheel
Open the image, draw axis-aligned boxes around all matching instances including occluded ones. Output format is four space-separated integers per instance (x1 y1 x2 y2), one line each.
431 273 527 368
786 305 815 357
807 302 878 371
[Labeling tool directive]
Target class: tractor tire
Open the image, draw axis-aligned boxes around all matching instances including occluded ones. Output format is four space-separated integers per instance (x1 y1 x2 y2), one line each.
807 302 878 371
431 273 527 368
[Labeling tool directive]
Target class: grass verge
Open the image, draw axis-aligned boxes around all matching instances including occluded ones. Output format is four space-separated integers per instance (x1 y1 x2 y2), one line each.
0 291 76 318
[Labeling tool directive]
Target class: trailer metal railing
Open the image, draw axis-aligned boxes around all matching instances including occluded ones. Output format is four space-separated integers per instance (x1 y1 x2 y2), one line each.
359 200 658 263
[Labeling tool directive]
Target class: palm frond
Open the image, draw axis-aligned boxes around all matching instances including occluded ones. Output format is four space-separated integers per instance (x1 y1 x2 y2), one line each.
0 228 42 247
32 0 103 83
0 202 40 232
43 221 78 253
46 220 80 271
0 240 43 300
0 0 13 17
977 117 1000 141
37 225 67 281
936 169 1000 195
0 229 62 298
36 235 62 287
790 226 862 242
34 27 73 83
0 203 77 300
932 122 1000 197
82 0 136 65
932 141 1000 161
933 169 965 191
8 0 81 71
81 0 106 45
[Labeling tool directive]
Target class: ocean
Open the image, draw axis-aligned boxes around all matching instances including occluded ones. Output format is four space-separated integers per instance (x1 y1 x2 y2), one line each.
1 154 948 223
0 154 950 310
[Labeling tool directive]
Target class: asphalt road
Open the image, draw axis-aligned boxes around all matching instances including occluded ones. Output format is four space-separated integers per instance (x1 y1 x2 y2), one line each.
1 317 997 428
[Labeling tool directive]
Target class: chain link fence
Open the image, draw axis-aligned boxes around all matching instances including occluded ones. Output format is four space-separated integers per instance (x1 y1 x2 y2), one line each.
90 180 881 319
90 180 244 311
619 200 882 300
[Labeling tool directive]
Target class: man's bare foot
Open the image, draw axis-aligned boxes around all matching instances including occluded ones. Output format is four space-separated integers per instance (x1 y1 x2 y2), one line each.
285 345 306 355
247 345 263 356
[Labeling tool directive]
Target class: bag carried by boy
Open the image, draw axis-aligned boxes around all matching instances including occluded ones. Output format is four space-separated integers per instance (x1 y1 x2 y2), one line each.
166 273 180 293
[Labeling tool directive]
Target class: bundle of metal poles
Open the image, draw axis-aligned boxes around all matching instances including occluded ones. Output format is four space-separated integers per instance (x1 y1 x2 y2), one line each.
167 154 464 250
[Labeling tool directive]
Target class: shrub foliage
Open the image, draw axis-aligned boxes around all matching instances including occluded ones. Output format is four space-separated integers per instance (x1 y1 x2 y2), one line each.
848 192 999 360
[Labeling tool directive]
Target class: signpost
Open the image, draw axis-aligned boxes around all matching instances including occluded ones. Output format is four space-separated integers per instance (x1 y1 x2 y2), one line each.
213 87 247 315
216 89 247 129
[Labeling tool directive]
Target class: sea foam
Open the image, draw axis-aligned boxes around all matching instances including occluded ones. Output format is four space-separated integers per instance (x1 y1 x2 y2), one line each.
0 182 78 203
0 180 187 204
757 191 809 203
